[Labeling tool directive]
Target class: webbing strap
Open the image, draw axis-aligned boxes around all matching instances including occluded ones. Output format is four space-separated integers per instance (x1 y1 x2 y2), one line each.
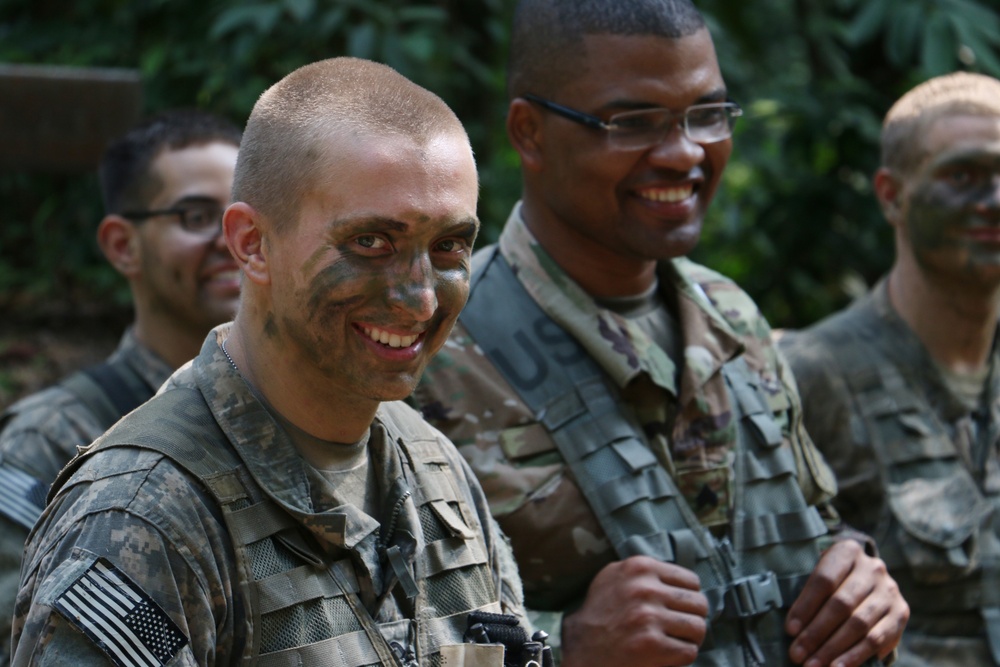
255 561 359 614
460 251 702 563
842 335 1000 628
256 629 381 667
460 252 808 623
60 360 156 432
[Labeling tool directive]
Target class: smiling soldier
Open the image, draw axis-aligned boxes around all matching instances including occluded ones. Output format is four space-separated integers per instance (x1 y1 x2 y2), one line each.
0 109 241 666
11 57 527 667
409 0 908 665
780 73 1000 666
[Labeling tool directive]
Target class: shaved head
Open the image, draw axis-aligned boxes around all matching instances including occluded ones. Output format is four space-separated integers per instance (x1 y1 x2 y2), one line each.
233 57 469 232
882 71 1000 175
507 0 705 100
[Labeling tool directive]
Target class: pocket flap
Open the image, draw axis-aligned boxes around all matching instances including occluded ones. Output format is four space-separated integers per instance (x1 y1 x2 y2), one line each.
887 471 992 548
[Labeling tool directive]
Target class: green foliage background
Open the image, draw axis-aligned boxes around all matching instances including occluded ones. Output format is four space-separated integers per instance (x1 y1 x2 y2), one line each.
1 0 998 327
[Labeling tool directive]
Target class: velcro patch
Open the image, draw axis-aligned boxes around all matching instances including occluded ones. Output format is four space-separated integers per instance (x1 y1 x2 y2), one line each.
0 464 46 529
52 557 188 667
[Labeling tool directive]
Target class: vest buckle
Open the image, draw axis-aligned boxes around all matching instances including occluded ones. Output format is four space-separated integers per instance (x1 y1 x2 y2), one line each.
723 570 783 619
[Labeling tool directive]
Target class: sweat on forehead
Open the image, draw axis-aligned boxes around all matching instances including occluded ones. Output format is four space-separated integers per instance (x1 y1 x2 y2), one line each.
232 57 467 233
506 0 705 99
881 71 1000 174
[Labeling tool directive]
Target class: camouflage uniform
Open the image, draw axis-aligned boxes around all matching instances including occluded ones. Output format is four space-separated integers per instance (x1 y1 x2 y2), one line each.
780 281 1000 666
12 324 526 667
411 205 840 662
0 328 171 667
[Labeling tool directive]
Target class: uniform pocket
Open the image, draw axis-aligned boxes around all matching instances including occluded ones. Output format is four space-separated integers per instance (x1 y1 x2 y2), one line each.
887 469 992 583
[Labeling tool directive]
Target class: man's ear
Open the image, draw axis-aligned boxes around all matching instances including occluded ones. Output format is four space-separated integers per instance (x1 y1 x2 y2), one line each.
874 167 904 226
225 202 269 285
97 215 141 278
506 97 546 173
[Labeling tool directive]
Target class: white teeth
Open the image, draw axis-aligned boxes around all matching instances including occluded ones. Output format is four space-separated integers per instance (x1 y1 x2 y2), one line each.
212 270 240 281
640 186 693 203
363 326 418 348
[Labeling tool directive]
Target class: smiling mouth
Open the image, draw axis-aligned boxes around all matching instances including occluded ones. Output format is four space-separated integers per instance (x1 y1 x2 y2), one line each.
638 184 694 203
361 325 420 349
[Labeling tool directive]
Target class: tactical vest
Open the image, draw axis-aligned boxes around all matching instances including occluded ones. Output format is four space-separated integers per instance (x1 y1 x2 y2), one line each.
461 248 833 666
53 385 505 667
836 325 1000 663
0 359 154 530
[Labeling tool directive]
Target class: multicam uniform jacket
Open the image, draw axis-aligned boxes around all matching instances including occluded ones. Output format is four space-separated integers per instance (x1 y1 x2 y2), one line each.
780 281 1000 667
12 325 525 667
0 328 171 667
411 205 839 656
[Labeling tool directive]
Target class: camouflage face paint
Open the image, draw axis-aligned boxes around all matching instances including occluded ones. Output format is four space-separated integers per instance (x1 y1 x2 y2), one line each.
902 115 1000 283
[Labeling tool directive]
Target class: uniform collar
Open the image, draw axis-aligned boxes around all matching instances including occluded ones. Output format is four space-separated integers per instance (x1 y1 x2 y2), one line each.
497 203 744 400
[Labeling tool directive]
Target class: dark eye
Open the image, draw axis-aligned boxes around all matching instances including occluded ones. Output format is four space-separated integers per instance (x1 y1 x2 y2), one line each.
942 167 975 187
611 112 660 131
687 106 726 126
356 235 388 249
180 205 219 232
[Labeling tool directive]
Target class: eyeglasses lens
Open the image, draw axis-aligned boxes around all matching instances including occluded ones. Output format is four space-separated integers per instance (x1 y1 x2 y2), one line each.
178 204 224 236
608 104 739 150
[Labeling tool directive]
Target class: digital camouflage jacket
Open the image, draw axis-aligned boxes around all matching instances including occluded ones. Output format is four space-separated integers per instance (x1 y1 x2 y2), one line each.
0 328 171 667
781 281 1000 666
12 325 526 667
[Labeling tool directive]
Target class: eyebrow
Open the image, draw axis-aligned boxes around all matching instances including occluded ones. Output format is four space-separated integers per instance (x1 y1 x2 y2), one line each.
929 146 1000 169
329 215 480 238
601 88 730 113
166 195 222 208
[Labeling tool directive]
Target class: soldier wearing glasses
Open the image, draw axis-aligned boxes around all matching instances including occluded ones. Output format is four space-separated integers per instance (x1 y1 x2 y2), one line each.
0 109 240 665
410 0 909 665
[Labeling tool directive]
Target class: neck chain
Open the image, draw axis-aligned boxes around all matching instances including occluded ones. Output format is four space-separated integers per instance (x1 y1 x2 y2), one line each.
221 337 240 373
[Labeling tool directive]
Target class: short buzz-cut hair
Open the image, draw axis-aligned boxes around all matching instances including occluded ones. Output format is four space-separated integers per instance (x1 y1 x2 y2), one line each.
233 57 470 233
507 0 706 100
881 71 1000 175
99 109 242 215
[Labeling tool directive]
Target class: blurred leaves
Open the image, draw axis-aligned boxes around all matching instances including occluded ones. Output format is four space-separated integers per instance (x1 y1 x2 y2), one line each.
0 0 998 326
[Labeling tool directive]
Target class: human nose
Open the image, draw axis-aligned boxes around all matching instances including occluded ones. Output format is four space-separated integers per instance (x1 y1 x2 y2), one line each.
645 124 706 171
387 253 438 322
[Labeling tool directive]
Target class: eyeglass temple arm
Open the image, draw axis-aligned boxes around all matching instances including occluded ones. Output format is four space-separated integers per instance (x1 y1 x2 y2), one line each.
522 94 609 131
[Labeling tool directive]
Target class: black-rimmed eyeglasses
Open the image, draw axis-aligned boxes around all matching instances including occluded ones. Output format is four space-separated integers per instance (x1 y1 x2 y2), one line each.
523 93 742 150
121 199 224 238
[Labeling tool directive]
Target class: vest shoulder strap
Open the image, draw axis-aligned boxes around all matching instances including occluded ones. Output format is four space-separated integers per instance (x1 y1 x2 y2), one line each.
59 360 156 432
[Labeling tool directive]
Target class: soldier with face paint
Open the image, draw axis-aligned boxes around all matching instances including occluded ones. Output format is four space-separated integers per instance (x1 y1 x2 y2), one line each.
780 72 1000 666
409 0 908 666
11 58 527 667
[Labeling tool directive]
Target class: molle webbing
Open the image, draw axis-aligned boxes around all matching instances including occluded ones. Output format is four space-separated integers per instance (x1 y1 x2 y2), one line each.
62 387 403 667
460 250 828 665
64 386 505 667
839 340 1000 663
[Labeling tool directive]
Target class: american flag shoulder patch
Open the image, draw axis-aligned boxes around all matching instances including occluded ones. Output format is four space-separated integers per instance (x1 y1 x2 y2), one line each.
0 464 46 530
52 557 188 667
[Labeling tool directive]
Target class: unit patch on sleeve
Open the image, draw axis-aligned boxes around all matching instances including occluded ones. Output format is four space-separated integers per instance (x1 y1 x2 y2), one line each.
51 557 188 667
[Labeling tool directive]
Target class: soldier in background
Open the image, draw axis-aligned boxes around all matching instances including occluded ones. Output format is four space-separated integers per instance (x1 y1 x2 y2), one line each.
780 72 1000 666
410 0 908 665
0 109 241 665
12 57 528 667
